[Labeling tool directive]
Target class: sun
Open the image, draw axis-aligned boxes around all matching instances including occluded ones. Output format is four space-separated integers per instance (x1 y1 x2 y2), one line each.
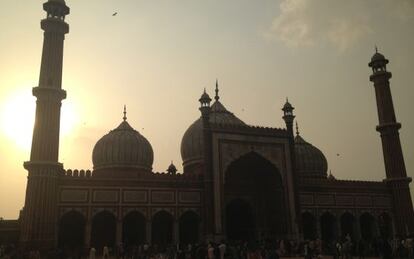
0 89 77 151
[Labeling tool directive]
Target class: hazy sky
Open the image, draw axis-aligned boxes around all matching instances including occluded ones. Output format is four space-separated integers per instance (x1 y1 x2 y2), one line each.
0 0 413 219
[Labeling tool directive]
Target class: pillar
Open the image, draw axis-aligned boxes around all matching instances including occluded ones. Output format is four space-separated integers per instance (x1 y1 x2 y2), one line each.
146 220 151 244
84 220 91 248
116 219 122 245
173 220 179 244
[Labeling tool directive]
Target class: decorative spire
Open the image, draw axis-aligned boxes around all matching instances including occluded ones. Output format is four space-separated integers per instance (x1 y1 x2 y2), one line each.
375 45 378 53
167 161 177 174
123 105 127 121
296 121 300 136
215 79 220 102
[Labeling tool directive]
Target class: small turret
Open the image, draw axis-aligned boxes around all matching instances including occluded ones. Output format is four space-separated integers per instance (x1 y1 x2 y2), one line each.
166 162 177 175
368 47 389 74
43 0 70 20
199 89 212 119
282 98 295 137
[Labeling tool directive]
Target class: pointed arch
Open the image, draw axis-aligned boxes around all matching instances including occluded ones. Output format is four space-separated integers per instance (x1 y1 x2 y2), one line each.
151 210 174 246
224 151 287 239
320 212 337 243
179 210 200 245
58 210 86 257
225 151 283 186
302 212 317 240
360 212 377 241
378 212 393 239
340 212 355 240
91 211 116 252
123 211 146 247
224 150 282 179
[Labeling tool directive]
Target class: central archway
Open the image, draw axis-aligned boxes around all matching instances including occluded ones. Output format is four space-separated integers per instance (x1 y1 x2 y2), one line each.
226 199 255 241
224 151 286 240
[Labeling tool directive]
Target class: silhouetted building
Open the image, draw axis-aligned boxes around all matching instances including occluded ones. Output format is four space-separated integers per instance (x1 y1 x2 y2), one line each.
13 0 414 254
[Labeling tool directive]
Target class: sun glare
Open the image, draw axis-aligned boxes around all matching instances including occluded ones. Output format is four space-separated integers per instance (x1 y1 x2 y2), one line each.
0 89 77 151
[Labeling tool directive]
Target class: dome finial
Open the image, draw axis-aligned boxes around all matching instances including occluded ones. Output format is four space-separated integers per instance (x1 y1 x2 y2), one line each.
375 45 378 53
296 121 300 136
215 79 220 102
123 105 127 121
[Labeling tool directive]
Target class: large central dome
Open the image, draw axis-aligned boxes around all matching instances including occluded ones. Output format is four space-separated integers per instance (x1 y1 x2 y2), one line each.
181 88 246 167
92 114 153 172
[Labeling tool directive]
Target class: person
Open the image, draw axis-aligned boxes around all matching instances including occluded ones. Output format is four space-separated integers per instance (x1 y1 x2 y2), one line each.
89 247 96 259
219 241 226 259
334 241 341 259
196 243 207 259
103 245 110 259
207 243 215 259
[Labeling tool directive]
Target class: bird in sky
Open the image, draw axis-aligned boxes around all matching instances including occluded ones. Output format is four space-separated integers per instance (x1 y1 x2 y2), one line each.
112 12 118 16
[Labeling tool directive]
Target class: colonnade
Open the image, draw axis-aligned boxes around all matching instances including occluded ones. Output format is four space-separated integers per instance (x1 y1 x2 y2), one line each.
58 209 201 254
301 211 393 242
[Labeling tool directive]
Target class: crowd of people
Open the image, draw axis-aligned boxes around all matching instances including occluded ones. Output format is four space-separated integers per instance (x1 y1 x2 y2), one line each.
1 236 414 258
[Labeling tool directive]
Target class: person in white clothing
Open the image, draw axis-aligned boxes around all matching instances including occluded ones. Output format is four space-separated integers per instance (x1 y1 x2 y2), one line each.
89 247 96 259
103 245 110 258
219 242 226 259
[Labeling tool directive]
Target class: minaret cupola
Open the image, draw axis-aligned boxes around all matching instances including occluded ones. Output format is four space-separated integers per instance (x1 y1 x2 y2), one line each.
43 0 69 20
282 98 295 137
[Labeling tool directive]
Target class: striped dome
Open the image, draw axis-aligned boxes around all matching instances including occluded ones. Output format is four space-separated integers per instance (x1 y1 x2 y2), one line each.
92 120 153 171
294 134 328 178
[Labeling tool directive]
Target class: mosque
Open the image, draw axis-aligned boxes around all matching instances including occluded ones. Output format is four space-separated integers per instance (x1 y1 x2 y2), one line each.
7 0 414 254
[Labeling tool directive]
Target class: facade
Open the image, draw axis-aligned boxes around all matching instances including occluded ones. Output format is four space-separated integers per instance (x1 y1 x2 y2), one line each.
14 0 414 255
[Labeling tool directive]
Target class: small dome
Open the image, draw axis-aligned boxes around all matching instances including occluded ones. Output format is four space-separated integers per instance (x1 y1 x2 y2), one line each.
294 134 328 178
199 90 212 104
369 49 389 68
181 100 246 167
283 100 293 110
167 162 177 174
371 52 385 62
92 120 154 171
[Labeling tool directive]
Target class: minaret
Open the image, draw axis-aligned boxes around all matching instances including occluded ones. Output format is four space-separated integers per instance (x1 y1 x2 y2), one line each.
282 99 301 238
368 49 414 235
198 89 215 239
20 0 70 251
